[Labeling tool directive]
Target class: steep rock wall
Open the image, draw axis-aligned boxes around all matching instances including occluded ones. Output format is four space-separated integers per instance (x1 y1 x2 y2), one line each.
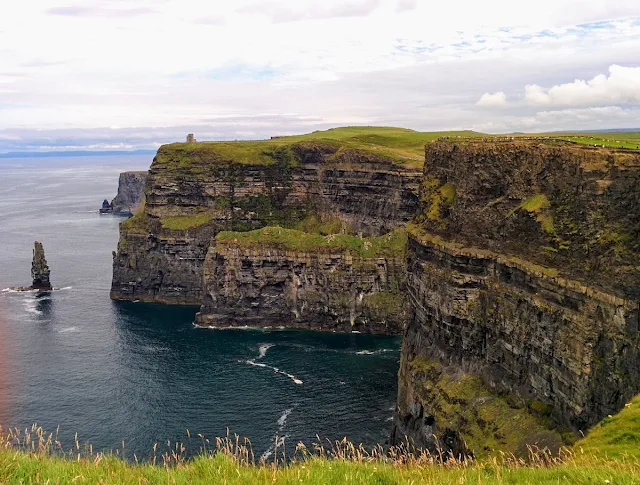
111 171 147 215
111 142 420 305
194 228 409 334
393 140 640 456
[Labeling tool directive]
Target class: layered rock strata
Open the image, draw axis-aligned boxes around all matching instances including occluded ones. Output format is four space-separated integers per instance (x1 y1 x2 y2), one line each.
392 140 640 456
111 142 421 305
194 228 409 334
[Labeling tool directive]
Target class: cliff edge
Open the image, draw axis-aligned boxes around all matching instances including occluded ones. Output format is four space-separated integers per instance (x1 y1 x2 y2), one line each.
392 140 640 457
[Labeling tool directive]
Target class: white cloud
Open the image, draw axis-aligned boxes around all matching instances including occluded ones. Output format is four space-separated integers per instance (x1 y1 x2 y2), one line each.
477 92 508 108
1 0 640 148
524 65 640 107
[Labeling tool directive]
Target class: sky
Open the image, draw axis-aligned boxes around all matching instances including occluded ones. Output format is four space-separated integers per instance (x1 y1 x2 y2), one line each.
1 0 640 152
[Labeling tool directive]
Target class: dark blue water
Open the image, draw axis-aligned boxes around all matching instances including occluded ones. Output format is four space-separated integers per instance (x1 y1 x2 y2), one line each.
0 156 400 459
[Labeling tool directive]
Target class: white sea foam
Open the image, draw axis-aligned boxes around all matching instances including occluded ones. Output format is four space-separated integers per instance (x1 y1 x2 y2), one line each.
356 349 394 356
58 326 78 333
2 287 37 293
258 343 274 359
3 286 71 293
277 408 293 428
260 434 289 462
23 300 43 315
244 360 303 385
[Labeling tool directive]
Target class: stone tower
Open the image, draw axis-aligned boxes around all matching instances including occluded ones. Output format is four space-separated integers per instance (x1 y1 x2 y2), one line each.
31 241 52 290
186 133 196 143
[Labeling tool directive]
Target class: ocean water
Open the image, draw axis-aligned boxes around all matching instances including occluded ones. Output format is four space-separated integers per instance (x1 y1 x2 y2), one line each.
0 155 401 459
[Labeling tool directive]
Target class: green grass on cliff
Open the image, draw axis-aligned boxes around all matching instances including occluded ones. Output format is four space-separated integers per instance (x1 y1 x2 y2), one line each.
156 127 481 170
159 213 213 230
575 393 640 460
551 132 640 149
216 226 407 258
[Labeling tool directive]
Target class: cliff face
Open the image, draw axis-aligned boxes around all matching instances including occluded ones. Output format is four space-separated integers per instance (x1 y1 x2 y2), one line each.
393 141 640 456
111 171 147 215
111 142 420 305
194 228 409 334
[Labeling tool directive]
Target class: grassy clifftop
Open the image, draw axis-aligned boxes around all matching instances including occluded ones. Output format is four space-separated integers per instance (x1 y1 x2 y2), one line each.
153 127 481 171
216 226 408 258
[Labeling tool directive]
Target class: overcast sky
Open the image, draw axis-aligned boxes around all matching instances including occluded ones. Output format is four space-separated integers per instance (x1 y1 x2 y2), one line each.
1 0 640 151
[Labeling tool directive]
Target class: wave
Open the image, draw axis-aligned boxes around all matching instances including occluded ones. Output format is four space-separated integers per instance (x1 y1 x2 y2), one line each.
244 360 303 385
2 287 37 293
355 349 395 355
257 343 274 360
277 408 293 428
58 326 78 333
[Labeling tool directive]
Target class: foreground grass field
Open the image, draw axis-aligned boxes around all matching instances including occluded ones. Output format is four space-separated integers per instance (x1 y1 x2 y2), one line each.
2 394 640 484
2 450 640 485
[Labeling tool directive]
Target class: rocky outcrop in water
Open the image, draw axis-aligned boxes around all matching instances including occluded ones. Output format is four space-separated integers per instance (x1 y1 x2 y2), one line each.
194 228 409 334
111 142 421 305
31 241 52 290
103 171 147 215
392 140 640 457
12 241 53 291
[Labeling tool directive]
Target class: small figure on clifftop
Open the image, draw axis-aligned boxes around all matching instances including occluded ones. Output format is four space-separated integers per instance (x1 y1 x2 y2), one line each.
31 241 52 291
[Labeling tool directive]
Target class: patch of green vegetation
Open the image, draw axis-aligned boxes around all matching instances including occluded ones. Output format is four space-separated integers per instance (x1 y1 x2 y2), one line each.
519 194 550 213
120 212 153 234
294 214 353 235
408 356 566 458
418 176 457 225
216 227 407 258
576 394 640 460
160 213 213 230
551 132 640 150
508 194 556 235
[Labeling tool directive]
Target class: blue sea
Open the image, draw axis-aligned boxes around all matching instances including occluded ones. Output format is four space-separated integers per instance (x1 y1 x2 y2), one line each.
0 155 400 460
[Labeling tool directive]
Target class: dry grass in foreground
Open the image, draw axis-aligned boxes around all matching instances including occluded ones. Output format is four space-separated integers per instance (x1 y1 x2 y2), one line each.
1 424 640 484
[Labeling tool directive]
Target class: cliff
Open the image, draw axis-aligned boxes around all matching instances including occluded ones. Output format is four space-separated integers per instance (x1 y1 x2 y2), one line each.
392 140 640 457
194 227 409 334
111 171 147 215
111 139 421 305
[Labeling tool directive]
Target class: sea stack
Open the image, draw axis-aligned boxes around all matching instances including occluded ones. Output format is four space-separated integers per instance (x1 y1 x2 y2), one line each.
31 241 52 291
